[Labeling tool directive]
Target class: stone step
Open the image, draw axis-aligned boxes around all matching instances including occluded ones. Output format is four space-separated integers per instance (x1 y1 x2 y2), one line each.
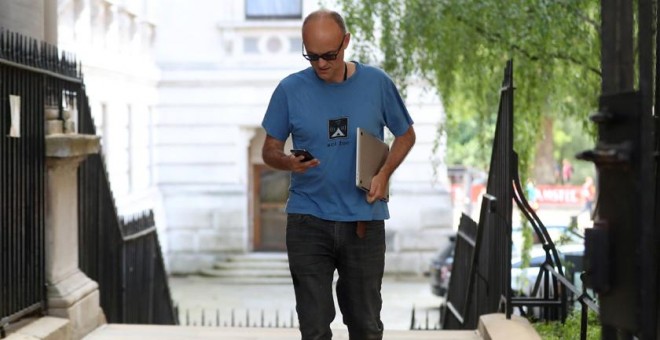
191 276 293 285
225 253 289 263
200 268 290 278
201 253 291 284
213 260 289 271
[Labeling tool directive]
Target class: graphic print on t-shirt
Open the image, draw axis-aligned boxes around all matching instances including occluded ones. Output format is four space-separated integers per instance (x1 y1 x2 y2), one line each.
328 117 348 139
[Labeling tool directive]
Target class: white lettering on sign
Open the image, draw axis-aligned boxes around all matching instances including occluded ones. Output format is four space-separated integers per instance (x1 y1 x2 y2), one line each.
536 186 580 204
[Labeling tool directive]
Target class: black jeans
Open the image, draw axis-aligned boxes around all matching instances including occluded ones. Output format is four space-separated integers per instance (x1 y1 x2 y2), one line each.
286 213 386 340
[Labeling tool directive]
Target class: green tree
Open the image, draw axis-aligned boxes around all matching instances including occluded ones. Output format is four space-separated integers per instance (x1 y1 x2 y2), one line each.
334 0 601 180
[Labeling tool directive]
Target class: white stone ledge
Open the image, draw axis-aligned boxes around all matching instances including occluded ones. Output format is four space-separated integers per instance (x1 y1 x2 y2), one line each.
478 313 541 340
45 134 100 159
5 316 70 340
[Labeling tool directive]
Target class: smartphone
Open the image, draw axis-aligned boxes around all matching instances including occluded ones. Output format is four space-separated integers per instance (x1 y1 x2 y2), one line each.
290 149 315 162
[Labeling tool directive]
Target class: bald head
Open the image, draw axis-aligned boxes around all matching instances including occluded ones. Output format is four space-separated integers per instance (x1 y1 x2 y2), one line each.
301 9 351 83
303 9 347 35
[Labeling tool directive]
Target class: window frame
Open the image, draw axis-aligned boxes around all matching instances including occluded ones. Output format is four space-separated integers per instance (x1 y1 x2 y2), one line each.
245 0 302 20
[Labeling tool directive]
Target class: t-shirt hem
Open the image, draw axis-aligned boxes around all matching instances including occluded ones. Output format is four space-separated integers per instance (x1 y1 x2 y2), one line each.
285 207 389 222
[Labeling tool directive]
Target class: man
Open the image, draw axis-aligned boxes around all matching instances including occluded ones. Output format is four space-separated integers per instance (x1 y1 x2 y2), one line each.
261 9 415 340
580 176 596 216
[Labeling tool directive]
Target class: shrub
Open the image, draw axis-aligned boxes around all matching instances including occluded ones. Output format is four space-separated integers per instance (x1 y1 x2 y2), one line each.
532 308 601 340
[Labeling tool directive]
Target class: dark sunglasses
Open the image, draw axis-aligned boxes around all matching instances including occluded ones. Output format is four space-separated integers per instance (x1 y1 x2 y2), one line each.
302 35 346 61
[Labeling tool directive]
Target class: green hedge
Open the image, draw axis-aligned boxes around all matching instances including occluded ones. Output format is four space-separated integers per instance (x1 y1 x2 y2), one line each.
532 309 601 340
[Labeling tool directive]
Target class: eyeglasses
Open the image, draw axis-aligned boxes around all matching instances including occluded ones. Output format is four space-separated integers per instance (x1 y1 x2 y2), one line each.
302 35 346 61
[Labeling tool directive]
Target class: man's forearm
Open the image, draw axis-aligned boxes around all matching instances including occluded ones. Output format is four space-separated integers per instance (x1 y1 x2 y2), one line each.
262 134 291 171
262 134 321 173
379 126 416 178
263 148 292 171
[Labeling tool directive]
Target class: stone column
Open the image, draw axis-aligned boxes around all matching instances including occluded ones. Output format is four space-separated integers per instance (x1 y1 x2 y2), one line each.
45 133 103 340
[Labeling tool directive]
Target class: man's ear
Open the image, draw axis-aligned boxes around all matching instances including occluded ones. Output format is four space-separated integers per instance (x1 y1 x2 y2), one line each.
344 33 351 49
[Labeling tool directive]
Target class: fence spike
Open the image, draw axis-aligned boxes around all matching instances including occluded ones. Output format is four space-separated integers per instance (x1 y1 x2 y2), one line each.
409 305 415 330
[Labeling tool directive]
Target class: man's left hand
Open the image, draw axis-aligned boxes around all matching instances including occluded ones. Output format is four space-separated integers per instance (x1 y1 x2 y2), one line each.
367 172 388 203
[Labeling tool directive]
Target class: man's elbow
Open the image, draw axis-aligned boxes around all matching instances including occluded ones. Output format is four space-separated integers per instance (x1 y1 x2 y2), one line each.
407 126 416 147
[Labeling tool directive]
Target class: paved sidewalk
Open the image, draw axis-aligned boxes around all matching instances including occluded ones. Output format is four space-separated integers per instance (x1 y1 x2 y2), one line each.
168 274 444 332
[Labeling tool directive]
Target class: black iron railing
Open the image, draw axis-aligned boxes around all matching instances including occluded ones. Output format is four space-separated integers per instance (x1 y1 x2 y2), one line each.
442 60 514 330
409 305 442 330
509 154 569 320
0 29 81 336
181 308 297 328
439 60 601 339
76 94 125 321
121 212 178 325
77 93 178 325
0 27 177 333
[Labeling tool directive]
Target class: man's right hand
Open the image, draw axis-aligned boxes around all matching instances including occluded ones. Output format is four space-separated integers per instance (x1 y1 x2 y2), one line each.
262 134 320 172
289 154 320 173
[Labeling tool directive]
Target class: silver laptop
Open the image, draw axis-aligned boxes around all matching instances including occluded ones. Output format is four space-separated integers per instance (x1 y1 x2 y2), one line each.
355 127 390 201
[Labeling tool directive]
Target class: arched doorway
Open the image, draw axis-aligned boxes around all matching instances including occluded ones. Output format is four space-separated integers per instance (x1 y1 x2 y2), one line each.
249 129 291 251
252 165 289 251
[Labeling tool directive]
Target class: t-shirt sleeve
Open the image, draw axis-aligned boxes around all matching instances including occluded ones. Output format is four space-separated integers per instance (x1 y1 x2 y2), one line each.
382 77 414 136
261 83 290 142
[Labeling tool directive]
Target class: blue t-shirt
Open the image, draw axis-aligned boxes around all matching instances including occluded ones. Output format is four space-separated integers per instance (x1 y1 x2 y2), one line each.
261 62 413 221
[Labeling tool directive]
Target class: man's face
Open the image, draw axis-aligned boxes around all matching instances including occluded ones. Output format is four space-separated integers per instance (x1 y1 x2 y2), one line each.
302 19 349 83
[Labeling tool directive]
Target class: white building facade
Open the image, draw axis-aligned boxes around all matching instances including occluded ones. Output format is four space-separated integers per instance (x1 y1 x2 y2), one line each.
55 0 163 218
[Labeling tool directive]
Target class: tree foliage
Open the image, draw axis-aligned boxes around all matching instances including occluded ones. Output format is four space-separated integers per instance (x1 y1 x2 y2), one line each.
334 0 601 174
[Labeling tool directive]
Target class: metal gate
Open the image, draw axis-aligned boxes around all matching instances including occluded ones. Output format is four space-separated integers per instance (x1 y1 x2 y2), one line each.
0 29 79 334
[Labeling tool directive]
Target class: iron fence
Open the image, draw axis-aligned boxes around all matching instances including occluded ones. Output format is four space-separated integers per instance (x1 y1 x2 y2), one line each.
77 151 178 325
121 212 178 325
77 144 177 325
442 60 514 330
409 306 442 331
78 153 178 325
181 308 297 328
0 29 81 336
0 27 177 333
64 31 178 326
438 60 602 339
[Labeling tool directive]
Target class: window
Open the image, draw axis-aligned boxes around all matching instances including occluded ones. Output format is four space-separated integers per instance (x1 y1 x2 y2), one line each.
245 0 302 19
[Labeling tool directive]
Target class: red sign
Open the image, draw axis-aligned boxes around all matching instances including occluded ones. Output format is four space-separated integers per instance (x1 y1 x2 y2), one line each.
534 185 582 205
451 184 583 206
